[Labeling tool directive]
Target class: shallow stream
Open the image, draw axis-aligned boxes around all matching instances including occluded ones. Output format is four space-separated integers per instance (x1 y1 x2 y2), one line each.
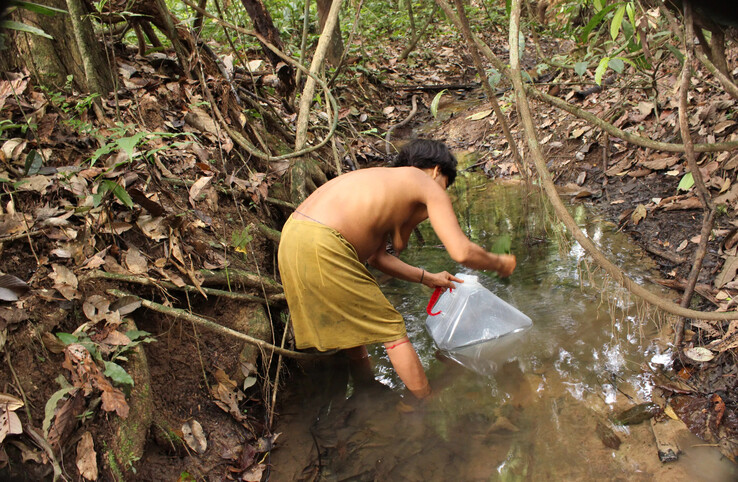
270 171 738 481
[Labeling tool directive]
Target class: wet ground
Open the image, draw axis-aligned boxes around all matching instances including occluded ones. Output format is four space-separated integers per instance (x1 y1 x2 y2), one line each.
268 175 738 481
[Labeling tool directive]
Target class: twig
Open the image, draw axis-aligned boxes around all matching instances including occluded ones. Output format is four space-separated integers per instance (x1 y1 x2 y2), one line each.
5 349 32 424
79 270 285 305
0 230 44 243
107 289 334 359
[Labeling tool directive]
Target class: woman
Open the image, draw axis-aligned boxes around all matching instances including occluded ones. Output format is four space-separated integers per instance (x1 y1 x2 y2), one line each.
278 139 516 399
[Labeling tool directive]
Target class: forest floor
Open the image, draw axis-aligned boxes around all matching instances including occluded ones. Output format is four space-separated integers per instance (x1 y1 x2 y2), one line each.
1 14 737 482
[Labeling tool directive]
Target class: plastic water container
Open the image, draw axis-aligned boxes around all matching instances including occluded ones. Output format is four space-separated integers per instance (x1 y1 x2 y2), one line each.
425 273 532 352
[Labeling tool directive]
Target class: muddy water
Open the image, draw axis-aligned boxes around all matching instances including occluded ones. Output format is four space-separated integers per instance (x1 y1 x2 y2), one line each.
270 173 738 481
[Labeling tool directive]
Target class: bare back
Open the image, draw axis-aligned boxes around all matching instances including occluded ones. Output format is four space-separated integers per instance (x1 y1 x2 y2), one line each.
294 167 454 262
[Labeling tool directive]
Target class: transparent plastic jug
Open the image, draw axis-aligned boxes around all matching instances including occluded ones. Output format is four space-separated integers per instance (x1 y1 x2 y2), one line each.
425 273 532 352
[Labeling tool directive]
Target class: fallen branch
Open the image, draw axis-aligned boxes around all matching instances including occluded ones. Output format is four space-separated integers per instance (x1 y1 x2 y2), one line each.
508 0 738 322
107 289 332 359
199 268 283 292
80 270 285 305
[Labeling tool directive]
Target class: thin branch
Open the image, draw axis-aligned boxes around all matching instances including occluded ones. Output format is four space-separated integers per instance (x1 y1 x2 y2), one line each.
107 289 334 359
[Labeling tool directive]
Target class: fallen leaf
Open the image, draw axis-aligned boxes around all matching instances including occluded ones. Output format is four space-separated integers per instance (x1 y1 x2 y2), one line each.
716 256 738 289
0 274 30 301
242 464 266 482
466 109 492 121
137 214 168 241
189 176 213 207
676 239 689 252
83 295 110 323
124 247 148 275
0 407 22 443
50 264 79 301
664 405 679 420
631 204 647 225
182 420 207 454
684 347 715 362
76 431 98 481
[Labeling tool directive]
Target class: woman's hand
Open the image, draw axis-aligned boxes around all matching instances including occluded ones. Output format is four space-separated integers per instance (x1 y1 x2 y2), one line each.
422 270 463 289
495 254 517 278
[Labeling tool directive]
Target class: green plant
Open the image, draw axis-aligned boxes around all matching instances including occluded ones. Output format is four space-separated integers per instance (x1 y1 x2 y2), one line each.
55 328 155 392
0 1 67 48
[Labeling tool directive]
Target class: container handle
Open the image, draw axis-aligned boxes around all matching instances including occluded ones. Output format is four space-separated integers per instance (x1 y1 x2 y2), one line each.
426 287 449 316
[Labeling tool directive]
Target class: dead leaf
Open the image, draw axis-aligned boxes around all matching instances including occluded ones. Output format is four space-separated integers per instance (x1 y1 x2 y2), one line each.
109 296 141 316
0 274 29 301
466 109 492 121
83 295 110 323
182 420 207 454
716 256 738 288
0 407 22 444
1 138 27 162
676 239 689 252
640 155 679 171
76 431 98 481
684 347 715 362
16 175 52 193
631 204 647 225
124 247 148 275
101 331 132 347
242 464 266 482
50 264 79 300
137 214 168 241
662 196 702 211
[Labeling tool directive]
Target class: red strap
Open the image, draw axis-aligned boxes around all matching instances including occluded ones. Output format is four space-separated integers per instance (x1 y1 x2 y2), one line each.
426 287 446 316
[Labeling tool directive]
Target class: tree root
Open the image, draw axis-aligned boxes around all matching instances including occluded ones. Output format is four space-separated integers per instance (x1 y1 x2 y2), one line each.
80 270 285 305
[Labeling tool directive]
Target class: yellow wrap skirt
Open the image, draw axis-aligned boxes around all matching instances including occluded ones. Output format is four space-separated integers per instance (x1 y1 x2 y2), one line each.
277 216 406 351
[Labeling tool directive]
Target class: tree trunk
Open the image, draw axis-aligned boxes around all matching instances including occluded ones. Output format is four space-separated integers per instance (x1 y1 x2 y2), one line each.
65 0 114 95
316 0 344 66
2 0 113 93
240 0 295 96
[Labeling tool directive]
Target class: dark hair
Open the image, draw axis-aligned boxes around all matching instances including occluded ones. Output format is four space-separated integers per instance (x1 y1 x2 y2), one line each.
394 139 457 186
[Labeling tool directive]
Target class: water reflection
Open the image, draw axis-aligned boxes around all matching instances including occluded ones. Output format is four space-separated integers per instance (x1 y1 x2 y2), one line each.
270 178 738 481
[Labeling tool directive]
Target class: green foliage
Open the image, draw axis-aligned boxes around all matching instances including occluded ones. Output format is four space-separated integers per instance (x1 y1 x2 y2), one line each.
0 1 67 45
55 328 156 390
430 89 448 119
232 226 253 254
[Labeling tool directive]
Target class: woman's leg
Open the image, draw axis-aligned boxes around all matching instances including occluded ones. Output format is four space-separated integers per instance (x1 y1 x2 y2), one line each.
384 336 431 399
344 345 375 385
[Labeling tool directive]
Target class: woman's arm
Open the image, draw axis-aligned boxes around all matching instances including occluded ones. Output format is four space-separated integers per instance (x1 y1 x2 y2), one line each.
423 180 517 276
367 247 462 289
